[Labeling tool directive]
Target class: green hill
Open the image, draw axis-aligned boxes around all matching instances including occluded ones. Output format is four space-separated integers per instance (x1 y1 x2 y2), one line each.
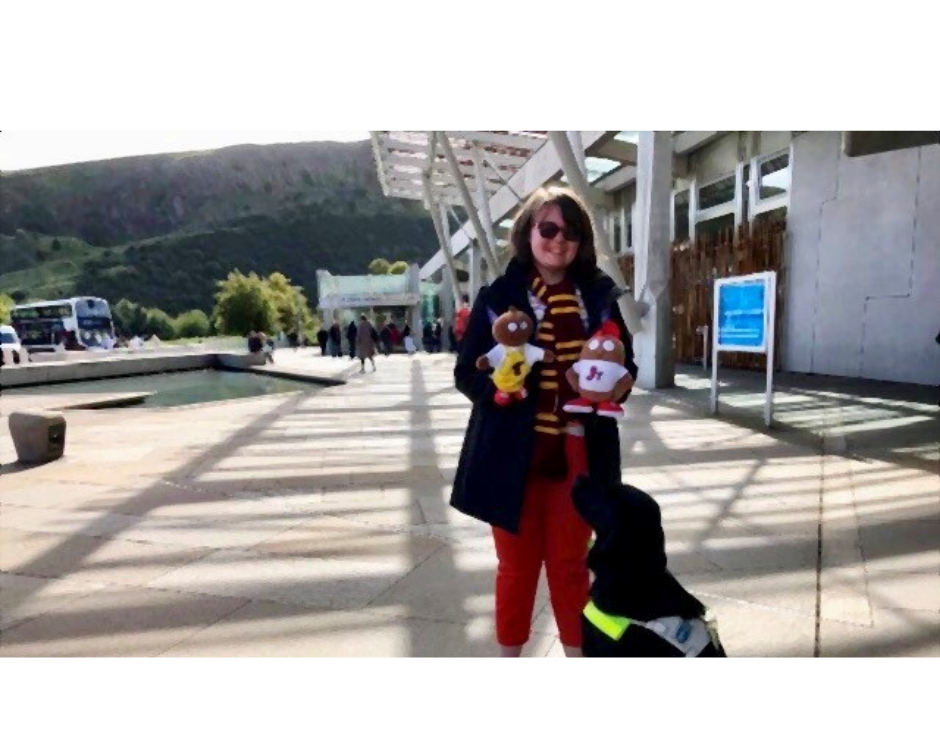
0 140 436 312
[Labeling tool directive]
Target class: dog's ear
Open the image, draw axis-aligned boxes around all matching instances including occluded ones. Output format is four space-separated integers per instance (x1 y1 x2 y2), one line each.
615 484 668 571
573 475 615 534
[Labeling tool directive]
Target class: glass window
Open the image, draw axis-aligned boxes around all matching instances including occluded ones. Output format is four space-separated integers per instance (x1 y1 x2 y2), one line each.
673 190 690 242
585 156 621 184
698 174 736 211
697 213 735 239
759 152 790 199
614 131 639 144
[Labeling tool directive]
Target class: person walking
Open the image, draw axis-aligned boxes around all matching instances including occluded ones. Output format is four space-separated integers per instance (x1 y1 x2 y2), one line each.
317 327 329 356
329 322 342 358
454 296 471 354
356 314 378 373
422 320 435 353
346 320 358 360
433 318 443 353
378 321 392 356
402 323 416 355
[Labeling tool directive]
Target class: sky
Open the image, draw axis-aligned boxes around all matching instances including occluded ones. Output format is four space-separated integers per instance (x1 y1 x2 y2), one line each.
0 131 370 172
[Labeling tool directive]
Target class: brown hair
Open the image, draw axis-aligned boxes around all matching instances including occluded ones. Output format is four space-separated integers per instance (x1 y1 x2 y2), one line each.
509 186 597 280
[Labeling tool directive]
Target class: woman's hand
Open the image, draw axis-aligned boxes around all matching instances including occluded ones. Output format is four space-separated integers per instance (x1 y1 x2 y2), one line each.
476 354 491 371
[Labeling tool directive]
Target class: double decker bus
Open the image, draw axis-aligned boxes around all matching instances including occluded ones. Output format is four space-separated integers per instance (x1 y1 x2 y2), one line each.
10 297 115 352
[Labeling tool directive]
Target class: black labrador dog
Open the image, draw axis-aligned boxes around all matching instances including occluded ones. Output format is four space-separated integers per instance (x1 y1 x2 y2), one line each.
573 476 727 657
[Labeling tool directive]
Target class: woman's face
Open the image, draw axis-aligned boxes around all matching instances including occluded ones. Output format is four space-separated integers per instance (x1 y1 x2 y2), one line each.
529 203 580 279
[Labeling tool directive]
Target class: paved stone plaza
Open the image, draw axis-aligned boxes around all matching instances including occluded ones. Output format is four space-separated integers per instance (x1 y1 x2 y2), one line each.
1 351 937 656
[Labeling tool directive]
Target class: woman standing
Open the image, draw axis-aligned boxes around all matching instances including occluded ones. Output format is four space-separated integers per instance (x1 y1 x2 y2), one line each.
451 186 637 657
356 314 378 373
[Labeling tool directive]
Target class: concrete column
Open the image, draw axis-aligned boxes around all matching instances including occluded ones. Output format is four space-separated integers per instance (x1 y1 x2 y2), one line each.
410 303 423 352
408 263 423 351
547 131 642 334
440 270 456 320
439 270 457 351
472 145 499 280
633 131 674 389
567 131 587 175
468 244 483 304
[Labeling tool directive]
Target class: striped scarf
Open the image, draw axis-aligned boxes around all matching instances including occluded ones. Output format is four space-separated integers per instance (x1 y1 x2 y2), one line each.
528 269 588 478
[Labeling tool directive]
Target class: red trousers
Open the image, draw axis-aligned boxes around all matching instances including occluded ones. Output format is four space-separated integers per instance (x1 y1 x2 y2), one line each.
492 431 591 648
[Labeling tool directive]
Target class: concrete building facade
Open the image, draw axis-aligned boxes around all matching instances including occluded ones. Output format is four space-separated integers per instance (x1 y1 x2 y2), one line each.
372 132 939 386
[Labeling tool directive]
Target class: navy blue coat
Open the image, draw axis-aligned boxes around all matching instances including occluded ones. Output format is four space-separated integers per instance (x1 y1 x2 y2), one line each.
450 259 638 534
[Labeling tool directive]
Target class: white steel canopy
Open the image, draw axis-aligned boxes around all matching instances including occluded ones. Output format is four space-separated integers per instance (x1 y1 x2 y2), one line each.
370 131 549 206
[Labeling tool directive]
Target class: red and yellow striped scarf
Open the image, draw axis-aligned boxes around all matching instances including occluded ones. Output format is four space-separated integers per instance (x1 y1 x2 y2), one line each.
529 270 587 478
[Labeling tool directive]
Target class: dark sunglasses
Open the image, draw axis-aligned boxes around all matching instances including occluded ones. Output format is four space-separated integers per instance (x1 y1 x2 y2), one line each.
536 221 581 242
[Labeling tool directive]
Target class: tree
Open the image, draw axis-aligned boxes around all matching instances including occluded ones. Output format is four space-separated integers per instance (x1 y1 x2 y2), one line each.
143 307 177 340
368 258 390 275
51 238 62 251
388 260 409 275
112 298 148 336
173 309 211 338
265 272 315 335
212 270 279 335
0 293 15 324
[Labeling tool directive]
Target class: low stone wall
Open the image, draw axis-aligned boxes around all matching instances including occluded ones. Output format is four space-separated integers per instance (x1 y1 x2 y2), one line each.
1 352 218 388
216 352 267 370
0 352 349 393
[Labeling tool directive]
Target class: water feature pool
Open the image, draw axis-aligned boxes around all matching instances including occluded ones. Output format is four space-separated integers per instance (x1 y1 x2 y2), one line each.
10 369 322 408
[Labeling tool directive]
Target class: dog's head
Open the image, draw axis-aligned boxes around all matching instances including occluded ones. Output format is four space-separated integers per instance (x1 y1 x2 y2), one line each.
574 475 712 625
573 475 667 574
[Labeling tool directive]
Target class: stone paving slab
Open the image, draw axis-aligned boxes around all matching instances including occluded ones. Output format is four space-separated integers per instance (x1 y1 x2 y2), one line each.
0 527 214 588
158 599 557 658
0 584 249 657
146 546 416 610
0 572 108 632
0 354 936 657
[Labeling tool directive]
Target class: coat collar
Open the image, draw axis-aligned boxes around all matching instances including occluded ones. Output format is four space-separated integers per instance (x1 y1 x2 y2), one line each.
494 258 621 332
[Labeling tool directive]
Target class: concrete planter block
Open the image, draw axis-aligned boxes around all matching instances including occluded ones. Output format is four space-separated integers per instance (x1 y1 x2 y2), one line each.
8 410 67 464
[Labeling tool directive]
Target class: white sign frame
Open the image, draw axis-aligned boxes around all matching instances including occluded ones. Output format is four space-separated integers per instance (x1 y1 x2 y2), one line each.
710 270 777 427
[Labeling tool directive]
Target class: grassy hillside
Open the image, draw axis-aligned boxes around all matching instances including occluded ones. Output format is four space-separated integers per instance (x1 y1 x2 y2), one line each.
0 140 436 312
0 233 122 301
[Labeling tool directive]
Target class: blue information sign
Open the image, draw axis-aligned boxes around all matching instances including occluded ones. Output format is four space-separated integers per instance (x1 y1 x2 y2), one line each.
711 271 777 426
717 279 767 351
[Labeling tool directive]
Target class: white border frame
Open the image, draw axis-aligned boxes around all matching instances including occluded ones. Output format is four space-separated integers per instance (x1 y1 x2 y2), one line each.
710 270 777 427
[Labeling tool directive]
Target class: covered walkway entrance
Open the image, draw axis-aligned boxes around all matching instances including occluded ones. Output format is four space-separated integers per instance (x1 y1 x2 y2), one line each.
316 265 441 350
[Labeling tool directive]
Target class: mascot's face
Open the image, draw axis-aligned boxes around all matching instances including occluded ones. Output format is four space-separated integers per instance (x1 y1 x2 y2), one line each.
492 306 534 347
579 333 624 364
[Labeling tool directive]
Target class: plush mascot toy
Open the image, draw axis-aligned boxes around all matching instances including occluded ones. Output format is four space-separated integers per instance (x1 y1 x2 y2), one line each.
476 306 554 406
563 319 633 418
